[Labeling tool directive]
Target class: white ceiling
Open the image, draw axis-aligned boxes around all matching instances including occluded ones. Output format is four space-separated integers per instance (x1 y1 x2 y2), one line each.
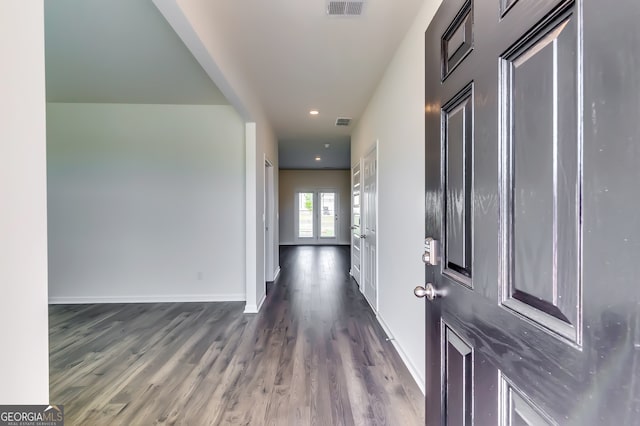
44 0 425 169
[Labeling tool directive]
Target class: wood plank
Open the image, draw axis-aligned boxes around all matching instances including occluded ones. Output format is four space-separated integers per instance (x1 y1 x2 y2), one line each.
49 246 424 425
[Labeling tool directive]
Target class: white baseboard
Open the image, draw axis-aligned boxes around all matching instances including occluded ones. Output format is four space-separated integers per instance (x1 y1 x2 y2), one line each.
280 242 351 246
243 304 258 313
376 313 425 395
244 292 267 314
48 294 245 304
266 266 281 282
256 293 266 311
363 291 377 314
349 270 361 287
272 266 281 282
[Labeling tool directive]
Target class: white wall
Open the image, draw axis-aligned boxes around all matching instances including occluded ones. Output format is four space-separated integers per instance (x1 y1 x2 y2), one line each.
0 0 49 404
154 0 279 313
47 103 246 303
351 0 442 392
279 169 351 245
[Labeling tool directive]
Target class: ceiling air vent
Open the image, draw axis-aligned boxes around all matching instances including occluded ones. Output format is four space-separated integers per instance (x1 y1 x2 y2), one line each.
336 117 352 126
327 1 365 16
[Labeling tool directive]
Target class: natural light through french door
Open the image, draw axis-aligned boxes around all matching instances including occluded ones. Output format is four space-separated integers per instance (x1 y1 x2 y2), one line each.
296 191 338 242
298 192 314 238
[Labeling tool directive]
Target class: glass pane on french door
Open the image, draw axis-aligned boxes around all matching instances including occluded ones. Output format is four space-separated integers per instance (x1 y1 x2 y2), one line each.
298 192 314 238
320 192 336 238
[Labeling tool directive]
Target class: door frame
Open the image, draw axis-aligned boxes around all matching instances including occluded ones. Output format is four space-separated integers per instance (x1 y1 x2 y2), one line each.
264 157 277 282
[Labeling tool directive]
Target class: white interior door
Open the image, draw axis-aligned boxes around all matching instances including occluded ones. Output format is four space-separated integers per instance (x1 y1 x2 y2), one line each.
295 190 338 244
264 159 275 281
362 146 377 310
351 162 362 285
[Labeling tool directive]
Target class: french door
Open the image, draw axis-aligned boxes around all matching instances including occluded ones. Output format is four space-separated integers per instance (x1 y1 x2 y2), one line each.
295 190 339 244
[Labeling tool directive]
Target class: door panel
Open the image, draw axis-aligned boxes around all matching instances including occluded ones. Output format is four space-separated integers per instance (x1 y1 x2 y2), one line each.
424 0 640 424
363 147 377 310
443 325 473 426
441 0 473 80
443 84 473 284
319 192 337 238
500 5 580 342
500 376 556 426
297 192 314 239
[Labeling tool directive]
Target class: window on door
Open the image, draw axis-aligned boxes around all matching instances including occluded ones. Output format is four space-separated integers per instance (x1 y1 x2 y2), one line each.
298 192 314 238
320 192 336 238
296 190 338 242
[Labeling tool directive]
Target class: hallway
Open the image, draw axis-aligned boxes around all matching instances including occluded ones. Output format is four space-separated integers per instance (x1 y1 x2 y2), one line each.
49 246 424 425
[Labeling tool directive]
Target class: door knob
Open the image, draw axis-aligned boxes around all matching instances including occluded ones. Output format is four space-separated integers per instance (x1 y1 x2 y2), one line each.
360 234 367 239
414 283 442 301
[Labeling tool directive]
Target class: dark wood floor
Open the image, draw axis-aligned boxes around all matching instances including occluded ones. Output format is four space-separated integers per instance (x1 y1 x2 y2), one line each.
50 245 424 425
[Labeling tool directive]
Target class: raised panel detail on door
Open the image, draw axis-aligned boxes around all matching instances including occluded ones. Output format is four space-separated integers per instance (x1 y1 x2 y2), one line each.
443 84 473 286
441 0 473 80
500 375 555 425
351 162 362 285
499 5 581 343
443 325 473 426
362 147 377 310
500 0 520 17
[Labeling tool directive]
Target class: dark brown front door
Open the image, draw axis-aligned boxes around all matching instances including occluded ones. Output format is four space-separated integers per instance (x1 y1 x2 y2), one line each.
422 0 640 424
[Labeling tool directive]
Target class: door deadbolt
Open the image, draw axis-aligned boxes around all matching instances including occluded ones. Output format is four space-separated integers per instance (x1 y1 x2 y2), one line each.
422 237 439 266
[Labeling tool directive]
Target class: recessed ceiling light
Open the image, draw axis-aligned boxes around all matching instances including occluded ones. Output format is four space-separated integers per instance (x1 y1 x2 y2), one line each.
324 143 330 148
309 110 319 116
315 156 322 161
